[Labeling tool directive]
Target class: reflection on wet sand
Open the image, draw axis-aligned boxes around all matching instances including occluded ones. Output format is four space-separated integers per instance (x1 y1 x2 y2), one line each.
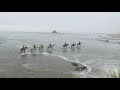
77 46 81 53
62 48 68 54
47 49 53 54
71 46 75 53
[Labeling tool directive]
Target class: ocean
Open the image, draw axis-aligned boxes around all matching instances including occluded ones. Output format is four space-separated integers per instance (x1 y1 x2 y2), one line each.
0 31 120 78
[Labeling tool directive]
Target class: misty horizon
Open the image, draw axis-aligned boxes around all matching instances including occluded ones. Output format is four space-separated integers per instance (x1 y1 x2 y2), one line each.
0 12 120 34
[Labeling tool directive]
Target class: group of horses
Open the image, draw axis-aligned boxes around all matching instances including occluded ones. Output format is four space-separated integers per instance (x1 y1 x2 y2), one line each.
20 41 81 53
63 42 81 48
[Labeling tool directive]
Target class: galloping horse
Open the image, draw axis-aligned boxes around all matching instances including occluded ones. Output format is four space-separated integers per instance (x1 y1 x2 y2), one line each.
77 42 81 46
39 44 44 50
71 43 76 47
47 44 54 49
20 45 28 53
31 45 37 53
63 42 68 48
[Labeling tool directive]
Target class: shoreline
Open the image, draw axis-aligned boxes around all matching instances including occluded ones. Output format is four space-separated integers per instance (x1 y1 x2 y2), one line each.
0 53 87 78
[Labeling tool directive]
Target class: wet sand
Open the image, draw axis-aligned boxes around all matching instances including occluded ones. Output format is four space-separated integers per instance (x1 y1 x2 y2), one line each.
0 52 86 78
0 38 87 78
1 32 119 78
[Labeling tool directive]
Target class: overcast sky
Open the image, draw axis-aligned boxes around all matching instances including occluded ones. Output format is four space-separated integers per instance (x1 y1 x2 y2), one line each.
0 12 120 33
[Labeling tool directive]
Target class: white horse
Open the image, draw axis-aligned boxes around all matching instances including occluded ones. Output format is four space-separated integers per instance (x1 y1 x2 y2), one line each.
47 44 55 53
47 44 55 49
39 44 44 50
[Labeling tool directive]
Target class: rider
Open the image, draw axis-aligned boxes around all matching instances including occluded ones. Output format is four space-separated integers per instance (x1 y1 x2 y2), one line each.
33 45 36 49
41 44 44 48
65 42 68 46
23 45 25 49
50 44 53 48
41 44 43 47
64 42 66 45
73 42 75 45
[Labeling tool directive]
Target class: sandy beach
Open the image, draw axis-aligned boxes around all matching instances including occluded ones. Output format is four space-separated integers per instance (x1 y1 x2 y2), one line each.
0 53 86 78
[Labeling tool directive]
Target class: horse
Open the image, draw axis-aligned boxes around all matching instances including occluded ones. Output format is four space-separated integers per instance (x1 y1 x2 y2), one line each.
63 42 68 48
47 44 54 49
31 45 37 53
77 42 81 46
47 44 55 54
20 46 28 53
39 44 44 50
71 43 76 47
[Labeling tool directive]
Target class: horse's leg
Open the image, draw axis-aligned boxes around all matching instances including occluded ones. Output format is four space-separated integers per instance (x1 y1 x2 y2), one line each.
23 50 25 53
20 50 22 53
21 49 24 53
24 48 27 53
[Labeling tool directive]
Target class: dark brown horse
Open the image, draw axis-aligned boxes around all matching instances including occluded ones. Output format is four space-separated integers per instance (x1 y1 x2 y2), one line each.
77 42 81 46
71 43 76 47
63 42 68 47
20 46 28 53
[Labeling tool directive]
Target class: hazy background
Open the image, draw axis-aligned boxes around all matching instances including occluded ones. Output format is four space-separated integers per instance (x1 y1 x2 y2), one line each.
0 12 120 34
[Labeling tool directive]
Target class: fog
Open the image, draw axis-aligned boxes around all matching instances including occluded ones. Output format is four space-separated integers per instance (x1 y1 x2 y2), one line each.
0 12 120 34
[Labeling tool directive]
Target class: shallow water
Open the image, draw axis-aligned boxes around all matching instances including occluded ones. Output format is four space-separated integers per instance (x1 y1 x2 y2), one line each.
0 32 120 78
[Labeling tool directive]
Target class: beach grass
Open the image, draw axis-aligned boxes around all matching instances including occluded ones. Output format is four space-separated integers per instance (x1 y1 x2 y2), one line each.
107 68 120 78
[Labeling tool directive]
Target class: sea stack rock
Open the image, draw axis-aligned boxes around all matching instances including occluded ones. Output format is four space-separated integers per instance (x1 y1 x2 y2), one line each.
52 30 57 34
